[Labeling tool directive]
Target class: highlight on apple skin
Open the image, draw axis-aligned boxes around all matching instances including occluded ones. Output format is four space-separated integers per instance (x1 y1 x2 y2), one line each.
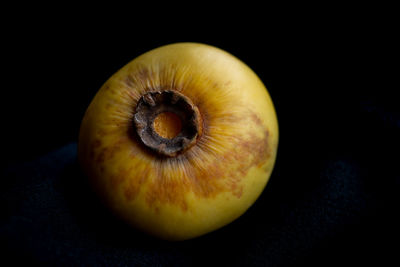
78 42 279 241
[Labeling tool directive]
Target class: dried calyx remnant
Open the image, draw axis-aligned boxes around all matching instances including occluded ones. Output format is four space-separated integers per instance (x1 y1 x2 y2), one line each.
134 90 203 157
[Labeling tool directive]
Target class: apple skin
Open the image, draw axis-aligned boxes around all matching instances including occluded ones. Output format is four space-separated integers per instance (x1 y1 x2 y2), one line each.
78 43 279 241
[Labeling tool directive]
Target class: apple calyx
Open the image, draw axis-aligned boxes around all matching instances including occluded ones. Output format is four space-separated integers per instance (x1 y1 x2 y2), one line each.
133 90 202 157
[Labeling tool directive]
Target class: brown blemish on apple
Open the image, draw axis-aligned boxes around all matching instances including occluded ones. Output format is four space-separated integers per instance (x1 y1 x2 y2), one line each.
99 84 111 92
232 186 243 199
90 127 152 201
110 170 126 190
142 111 271 212
249 112 264 127
190 128 270 200
95 137 130 165
138 68 151 82
146 164 189 212
125 67 153 91
123 164 151 201
125 74 135 88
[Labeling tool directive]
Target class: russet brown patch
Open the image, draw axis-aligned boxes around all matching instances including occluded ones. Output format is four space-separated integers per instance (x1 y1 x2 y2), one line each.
145 166 189 213
142 111 271 212
123 162 151 201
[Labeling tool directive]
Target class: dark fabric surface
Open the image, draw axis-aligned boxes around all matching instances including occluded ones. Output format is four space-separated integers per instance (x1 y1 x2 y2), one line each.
1 99 398 266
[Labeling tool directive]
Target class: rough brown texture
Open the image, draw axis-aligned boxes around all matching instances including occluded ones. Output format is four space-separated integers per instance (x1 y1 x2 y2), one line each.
133 90 202 157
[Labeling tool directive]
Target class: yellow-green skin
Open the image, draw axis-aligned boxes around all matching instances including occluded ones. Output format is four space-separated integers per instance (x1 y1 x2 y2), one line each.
78 43 279 240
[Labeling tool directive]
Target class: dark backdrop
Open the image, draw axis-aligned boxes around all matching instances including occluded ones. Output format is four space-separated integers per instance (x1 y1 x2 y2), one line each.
1 9 397 267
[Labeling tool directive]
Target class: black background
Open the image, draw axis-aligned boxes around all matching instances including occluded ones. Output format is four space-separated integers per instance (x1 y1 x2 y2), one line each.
1 7 398 267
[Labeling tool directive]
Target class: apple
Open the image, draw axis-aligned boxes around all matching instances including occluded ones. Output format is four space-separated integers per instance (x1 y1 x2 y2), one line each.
78 43 279 240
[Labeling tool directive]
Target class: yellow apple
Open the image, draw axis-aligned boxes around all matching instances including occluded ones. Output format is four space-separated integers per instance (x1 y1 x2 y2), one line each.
78 43 279 240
